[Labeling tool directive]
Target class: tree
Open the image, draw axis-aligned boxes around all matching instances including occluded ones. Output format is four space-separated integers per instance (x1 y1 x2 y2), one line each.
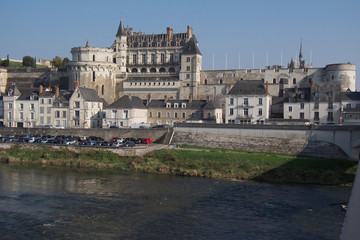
22 56 36 68
62 57 70 67
51 56 63 68
1 59 10 67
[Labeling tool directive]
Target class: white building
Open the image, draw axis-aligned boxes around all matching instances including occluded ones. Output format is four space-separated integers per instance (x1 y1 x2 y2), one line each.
68 86 103 128
38 87 55 127
102 95 147 128
225 80 271 124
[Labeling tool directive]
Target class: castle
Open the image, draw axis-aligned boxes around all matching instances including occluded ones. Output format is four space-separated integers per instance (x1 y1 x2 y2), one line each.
67 19 356 106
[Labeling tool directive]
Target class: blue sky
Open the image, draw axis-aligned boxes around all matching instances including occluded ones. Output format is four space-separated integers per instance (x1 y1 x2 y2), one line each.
1 0 360 89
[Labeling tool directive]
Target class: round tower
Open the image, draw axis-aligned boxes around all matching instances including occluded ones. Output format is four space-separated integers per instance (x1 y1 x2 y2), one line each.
115 18 127 73
324 63 356 91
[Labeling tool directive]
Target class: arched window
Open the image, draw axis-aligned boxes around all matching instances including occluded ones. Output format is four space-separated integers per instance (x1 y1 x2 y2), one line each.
101 85 104 95
204 79 207 85
293 78 296 84
169 67 175 72
219 79 223 84
132 68 138 73
93 71 96 81
93 55 95 61
150 68 156 73
141 68 147 73
152 42 157 47
273 78 276 83
159 68 166 72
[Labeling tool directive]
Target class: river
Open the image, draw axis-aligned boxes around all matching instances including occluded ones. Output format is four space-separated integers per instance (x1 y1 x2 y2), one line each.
0 163 351 240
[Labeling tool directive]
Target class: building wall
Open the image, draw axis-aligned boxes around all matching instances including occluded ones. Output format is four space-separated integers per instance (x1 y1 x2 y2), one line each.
0 68 7 93
103 108 147 128
38 95 54 126
16 99 38 128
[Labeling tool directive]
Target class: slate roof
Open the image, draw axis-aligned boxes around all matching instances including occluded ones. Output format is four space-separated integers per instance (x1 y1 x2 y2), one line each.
39 90 55 98
203 100 221 110
182 36 201 55
106 95 146 109
17 89 38 101
227 80 267 95
340 92 360 101
78 87 102 102
284 88 311 103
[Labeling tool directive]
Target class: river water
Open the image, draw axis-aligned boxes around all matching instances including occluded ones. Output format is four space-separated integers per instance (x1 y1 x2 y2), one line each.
0 163 350 240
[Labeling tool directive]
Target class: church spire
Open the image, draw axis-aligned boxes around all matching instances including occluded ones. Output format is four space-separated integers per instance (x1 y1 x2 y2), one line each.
116 18 125 37
299 39 303 61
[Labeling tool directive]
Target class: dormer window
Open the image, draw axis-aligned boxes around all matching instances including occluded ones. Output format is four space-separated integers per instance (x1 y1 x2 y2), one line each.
166 103 171 108
181 103 186 108
174 103 179 108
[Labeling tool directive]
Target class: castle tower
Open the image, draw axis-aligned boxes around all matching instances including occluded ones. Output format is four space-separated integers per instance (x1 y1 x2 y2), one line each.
179 35 202 99
115 18 127 73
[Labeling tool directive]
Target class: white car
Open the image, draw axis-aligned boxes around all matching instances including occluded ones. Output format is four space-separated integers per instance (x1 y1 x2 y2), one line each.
63 139 77 145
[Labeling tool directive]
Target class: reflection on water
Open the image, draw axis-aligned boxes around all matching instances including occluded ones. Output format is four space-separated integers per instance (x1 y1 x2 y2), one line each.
0 163 350 239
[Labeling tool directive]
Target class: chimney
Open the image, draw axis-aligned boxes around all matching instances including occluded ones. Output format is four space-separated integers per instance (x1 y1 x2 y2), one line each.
164 94 168 103
147 93 151 106
265 81 269 95
75 79 79 89
187 26 193 39
55 85 59 98
129 28 133 35
189 94 193 103
166 27 173 39
39 85 43 95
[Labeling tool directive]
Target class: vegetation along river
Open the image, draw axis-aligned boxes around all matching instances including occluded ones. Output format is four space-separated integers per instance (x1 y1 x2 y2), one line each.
0 163 351 239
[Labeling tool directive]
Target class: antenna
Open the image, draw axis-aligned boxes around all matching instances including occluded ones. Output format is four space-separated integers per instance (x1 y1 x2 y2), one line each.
225 53 228 70
310 50 312 65
238 52 241 69
212 53 214 70
252 51 255 69
280 50 283 67
266 51 269 67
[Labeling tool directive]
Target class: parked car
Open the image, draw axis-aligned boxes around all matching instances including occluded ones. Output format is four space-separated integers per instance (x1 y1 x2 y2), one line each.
141 138 152 144
42 125 52 129
111 142 122 148
125 137 136 143
122 141 135 147
109 125 119 128
54 125 65 129
110 137 124 143
63 139 77 145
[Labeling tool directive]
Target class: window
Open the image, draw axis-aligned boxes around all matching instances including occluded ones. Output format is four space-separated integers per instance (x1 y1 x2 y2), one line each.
170 53 174 63
56 120 60 126
93 55 95 61
149 112 152 118
327 112 334 121
93 71 96 81
75 110 80 118
182 112 186 118
167 112 170 118
300 112 304 119
47 107 51 114
229 98 234 105
101 85 105 95
219 79 223 84
8 103 12 109
31 112 34 120
40 116 44 124
157 112 161 118
289 106 292 112
133 54 137 64
300 103 305 109
48 99 52 104
174 103 178 108
166 103 171 108
30 104 34 110
205 79 207 85
244 98 248 106
182 103 186 108
19 112 23 120
230 108 234 115
41 99 44 104
314 102 319 109
346 103 351 109
74 101 80 108
151 54 155 64
293 78 296 84
47 116 51 124
63 120 66 127
124 110 128 119
259 98 263 105
62 111 66 118
186 57 190 62
186 66 190 71
142 54 146 64
161 54 165 64
55 111 60 118
175 112 178 118
244 108 248 117
328 102 333 109
186 74 190 79
314 112 319 121
40 107 44 114
258 108 262 116
20 103 23 110
273 78 276 83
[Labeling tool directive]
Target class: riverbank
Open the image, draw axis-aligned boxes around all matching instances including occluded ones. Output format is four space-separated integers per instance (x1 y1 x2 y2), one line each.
0 144 357 185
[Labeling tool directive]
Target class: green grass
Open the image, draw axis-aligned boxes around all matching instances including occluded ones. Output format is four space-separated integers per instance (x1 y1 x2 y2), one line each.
0 145 357 185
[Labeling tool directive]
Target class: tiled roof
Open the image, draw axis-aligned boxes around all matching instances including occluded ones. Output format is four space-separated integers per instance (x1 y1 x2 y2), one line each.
340 92 360 101
78 87 102 102
227 80 266 95
106 95 146 109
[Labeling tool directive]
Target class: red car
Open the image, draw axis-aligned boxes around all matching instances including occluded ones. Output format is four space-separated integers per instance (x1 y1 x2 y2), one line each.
141 138 152 144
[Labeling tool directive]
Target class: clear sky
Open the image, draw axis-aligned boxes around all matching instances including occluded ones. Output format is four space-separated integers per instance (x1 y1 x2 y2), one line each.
1 0 359 89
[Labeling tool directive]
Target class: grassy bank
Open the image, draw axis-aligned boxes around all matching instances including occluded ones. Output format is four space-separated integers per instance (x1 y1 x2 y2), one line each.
0 145 357 185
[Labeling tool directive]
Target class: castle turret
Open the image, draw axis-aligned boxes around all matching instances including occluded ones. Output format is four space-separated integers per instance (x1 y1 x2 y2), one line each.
115 18 127 73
